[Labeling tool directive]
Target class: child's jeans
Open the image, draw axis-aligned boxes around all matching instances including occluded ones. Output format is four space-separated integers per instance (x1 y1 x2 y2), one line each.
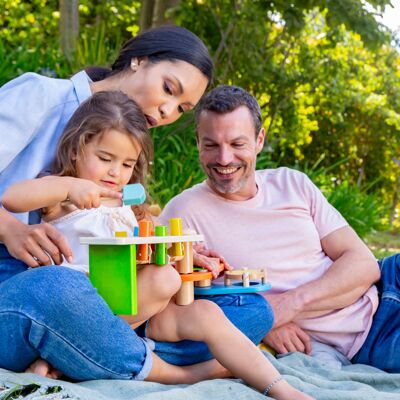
0 243 273 380
352 253 400 372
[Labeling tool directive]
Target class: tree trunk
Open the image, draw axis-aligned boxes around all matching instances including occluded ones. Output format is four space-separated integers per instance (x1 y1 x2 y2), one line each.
140 0 156 31
59 0 79 61
140 0 179 30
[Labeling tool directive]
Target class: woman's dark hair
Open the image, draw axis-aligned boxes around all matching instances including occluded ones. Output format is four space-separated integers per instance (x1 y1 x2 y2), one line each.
86 25 213 84
52 91 153 187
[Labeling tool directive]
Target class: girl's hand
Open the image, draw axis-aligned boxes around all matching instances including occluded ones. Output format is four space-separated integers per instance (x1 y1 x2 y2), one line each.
193 244 233 279
66 178 122 209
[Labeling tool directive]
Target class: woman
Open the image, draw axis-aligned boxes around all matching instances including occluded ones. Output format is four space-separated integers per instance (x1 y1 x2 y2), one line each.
0 26 273 384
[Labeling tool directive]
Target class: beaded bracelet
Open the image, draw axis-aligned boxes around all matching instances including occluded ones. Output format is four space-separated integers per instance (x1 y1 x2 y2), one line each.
262 376 284 397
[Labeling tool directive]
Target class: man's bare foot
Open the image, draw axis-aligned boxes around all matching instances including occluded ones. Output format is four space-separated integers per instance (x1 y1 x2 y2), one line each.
25 359 63 379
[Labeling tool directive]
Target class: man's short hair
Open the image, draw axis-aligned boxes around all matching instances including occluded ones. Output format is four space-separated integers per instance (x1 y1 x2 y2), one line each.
195 85 263 136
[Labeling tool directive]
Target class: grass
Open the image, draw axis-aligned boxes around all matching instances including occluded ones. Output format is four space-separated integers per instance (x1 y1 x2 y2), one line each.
365 230 400 259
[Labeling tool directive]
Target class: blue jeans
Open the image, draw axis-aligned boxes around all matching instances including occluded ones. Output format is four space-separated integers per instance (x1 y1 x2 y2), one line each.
352 254 400 372
0 244 273 380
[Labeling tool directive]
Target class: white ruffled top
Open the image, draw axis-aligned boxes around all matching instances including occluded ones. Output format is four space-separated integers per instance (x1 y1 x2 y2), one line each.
47 205 138 273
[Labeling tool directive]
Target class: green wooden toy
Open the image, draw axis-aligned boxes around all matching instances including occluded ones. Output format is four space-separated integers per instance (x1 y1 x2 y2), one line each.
81 233 204 315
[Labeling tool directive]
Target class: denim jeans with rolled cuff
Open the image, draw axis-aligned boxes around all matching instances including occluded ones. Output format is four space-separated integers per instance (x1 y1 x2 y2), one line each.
0 243 274 380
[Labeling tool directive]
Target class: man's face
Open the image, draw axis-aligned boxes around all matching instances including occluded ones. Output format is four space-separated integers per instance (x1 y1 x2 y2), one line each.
197 106 265 201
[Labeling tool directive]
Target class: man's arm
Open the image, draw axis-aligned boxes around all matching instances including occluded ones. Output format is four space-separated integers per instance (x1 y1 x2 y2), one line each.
265 225 380 328
263 225 379 353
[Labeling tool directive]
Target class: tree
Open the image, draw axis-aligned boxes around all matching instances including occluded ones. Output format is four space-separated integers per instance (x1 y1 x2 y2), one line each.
139 0 179 31
59 0 79 61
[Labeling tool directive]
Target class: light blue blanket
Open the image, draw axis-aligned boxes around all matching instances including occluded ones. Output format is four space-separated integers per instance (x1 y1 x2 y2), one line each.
1 352 400 399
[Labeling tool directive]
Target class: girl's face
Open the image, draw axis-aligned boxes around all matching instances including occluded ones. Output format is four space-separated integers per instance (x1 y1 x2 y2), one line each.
75 129 141 192
94 59 208 128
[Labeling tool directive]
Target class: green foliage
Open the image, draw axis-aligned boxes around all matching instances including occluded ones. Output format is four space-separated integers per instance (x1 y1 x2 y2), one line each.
326 181 387 237
1 0 399 230
68 22 123 72
173 0 400 227
149 114 206 207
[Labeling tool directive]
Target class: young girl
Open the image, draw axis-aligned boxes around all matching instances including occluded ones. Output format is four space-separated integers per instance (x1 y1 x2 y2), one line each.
2 91 312 399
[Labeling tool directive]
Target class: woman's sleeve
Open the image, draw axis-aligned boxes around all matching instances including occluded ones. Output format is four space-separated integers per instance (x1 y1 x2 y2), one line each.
0 73 50 173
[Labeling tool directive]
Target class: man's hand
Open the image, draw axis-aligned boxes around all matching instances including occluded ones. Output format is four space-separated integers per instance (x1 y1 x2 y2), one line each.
263 322 312 355
193 244 232 278
2 218 73 267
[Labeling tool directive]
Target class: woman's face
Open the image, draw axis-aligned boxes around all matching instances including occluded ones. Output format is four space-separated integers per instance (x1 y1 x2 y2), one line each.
100 59 209 128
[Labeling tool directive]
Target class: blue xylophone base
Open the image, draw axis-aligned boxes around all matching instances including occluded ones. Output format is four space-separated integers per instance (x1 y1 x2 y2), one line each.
194 281 272 295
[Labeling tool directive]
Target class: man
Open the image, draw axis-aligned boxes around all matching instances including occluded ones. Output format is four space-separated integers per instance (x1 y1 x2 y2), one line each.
160 85 400 371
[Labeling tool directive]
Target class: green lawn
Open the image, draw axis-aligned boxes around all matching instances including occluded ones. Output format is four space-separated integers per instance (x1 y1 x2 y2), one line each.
365 230 400 259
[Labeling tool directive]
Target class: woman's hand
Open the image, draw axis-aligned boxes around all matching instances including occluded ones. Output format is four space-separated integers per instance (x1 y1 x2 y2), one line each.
193 244 233 279
0 210 73 267
66 178 122 209
26 359 63 379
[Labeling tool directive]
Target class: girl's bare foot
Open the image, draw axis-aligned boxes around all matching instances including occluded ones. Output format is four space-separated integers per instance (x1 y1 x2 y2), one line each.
25 358 63 379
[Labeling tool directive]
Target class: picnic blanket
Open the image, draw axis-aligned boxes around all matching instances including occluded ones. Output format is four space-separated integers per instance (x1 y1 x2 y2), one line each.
1 351 400 399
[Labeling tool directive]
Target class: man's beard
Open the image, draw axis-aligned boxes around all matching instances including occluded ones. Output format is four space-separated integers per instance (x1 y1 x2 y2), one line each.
206 163 248 194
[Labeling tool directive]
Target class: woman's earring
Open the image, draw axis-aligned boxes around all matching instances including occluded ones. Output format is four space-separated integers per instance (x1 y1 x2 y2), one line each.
131 60 138 71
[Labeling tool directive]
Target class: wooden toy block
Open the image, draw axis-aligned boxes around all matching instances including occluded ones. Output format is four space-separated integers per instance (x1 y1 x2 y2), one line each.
81 233 204 315
195 268 270 296
61 183 146 207
122 183 146 205
193 269 212 287
224 269 266 286
88 243 137 315
115 231 128 238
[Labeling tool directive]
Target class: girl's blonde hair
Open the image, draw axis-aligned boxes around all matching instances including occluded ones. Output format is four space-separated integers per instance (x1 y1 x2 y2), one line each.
52 91 153 187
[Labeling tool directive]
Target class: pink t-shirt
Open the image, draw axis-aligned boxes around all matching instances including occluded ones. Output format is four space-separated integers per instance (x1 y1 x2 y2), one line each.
161 167 379 359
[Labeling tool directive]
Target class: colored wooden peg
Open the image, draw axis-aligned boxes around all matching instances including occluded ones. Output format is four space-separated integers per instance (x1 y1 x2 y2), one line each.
242 267 250 287
169 218 184 257
155 225 167 265
176 281 194 306
138 220 152 262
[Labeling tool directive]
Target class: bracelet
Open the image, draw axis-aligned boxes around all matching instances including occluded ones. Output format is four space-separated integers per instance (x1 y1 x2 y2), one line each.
262 376 284 397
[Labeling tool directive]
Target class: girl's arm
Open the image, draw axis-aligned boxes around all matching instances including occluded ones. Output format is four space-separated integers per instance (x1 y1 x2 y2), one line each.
2 176 122 213
2 176 75 212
